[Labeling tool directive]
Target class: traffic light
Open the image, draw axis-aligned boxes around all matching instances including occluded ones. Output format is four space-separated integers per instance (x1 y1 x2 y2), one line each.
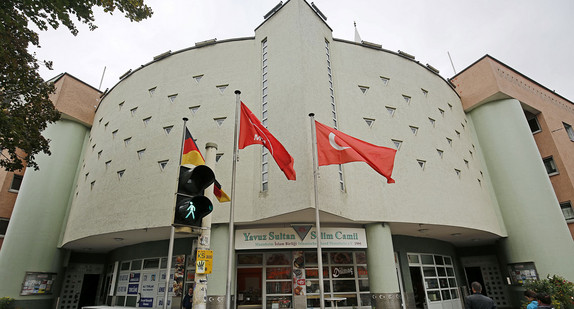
174 164 215 227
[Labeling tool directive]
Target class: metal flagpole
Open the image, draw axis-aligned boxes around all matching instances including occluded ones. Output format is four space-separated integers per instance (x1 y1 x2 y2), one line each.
309 113 326 309
164 117 190 309
163 227 175 309
225 90 241 309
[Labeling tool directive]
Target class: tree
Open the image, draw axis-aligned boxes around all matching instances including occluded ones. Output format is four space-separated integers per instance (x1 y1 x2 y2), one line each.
0 0 153 171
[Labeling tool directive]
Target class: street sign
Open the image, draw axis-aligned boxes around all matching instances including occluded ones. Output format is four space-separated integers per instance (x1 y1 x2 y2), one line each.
196 250 213 274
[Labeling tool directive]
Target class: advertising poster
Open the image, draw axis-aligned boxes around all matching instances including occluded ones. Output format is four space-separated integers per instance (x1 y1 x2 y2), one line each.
20 272 56 296
173 255 185 297
292 251 305 296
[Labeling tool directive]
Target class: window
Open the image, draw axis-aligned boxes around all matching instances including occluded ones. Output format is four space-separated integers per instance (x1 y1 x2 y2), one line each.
9 174 23 192
112 129 118 138
402 95 411 104
363 118 375 127
563 122 574 141
526 112 541 133
437 149 444 158
358 85 369 94
417 160 426 170
392 140 402 150
148 87 156 96
214 117 226 127
560 201 574 220
143 117 152 126
380 76 390 85
409 126 418 135
408 253 459 304
262 39 269 192
190 106 200 114
124 137 132 146
137 149 146 160
119 101 124 110
106 160 112 169
117 170 125 179
421 88 428 97
158 160 168 171
0 218 8 237
168 94 178 103
216 154 223 162
130 107 138 116
163 126 173 135
193 75 204 83
216 85 228 94
386 106 396 117
542 157 558 175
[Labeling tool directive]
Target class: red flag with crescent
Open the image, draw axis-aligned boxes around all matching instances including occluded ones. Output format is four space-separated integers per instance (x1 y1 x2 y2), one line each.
315 120 396 183
239 102 296 180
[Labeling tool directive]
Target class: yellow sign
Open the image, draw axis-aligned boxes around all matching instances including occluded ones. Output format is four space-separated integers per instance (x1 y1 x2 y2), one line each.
196 250 213 274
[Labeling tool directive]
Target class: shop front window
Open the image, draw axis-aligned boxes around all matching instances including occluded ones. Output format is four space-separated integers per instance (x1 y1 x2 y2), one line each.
236 250 370 309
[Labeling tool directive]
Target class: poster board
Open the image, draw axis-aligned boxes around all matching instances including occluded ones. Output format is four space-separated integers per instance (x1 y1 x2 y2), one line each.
507 262 538 285
20 272 57 295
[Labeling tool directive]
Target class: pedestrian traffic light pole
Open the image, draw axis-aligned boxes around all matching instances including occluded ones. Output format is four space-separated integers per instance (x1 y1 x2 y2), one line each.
163 117 193 309
193 142 218 309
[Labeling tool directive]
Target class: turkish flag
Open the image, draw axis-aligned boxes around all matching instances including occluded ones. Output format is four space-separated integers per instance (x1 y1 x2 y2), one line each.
239 102 296 180
315 121 396 183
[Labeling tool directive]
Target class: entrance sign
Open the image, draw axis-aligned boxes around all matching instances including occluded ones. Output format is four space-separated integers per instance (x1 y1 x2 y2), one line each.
235 227 367 250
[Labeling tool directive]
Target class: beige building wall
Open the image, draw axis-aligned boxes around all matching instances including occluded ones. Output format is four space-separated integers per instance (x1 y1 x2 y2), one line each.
451 55 574 238
0 73 99 251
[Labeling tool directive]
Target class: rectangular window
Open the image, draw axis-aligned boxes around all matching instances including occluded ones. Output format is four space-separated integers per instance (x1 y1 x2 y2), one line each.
9 174 23 192
560 201 574 220
0 218 9 237
542 157 558 175
563 122 574 141
525 111 541 133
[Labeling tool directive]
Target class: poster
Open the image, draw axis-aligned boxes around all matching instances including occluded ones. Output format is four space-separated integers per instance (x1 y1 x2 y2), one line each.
173 255 185 296
20 272 56 296
292 251 306 296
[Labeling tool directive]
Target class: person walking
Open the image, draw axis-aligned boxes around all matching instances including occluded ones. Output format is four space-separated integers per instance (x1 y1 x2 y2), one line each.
464 282 496 309
182 286 193 309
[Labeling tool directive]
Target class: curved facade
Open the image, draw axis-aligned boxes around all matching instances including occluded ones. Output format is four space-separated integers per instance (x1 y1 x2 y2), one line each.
2 1 573 309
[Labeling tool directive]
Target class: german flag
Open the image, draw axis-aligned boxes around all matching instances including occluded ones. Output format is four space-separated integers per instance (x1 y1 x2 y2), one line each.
182 128 231 203
182 128 205 165
214 180 231 202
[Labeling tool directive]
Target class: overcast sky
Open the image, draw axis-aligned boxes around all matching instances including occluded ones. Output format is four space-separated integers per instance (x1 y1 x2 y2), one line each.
32 0 574 101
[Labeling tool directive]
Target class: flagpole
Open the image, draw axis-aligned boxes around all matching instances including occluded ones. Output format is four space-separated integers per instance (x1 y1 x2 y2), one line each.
225 90 241 309
163 117 190 309
309 113 326 309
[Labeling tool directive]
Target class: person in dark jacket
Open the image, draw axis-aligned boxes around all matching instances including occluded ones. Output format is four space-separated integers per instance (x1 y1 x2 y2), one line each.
182 286 193 309
464 282 496 309
536 293 554 309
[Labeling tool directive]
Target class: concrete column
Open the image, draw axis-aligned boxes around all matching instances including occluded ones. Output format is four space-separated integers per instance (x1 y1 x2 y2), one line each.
0 119 89 308
366 223 401 309
469 98 574 280
207 224 233 309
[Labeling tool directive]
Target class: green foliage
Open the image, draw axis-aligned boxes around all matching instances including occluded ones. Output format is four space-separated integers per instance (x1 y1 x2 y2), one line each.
0 0 153 171
0 297 14 309
523 275 574 309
